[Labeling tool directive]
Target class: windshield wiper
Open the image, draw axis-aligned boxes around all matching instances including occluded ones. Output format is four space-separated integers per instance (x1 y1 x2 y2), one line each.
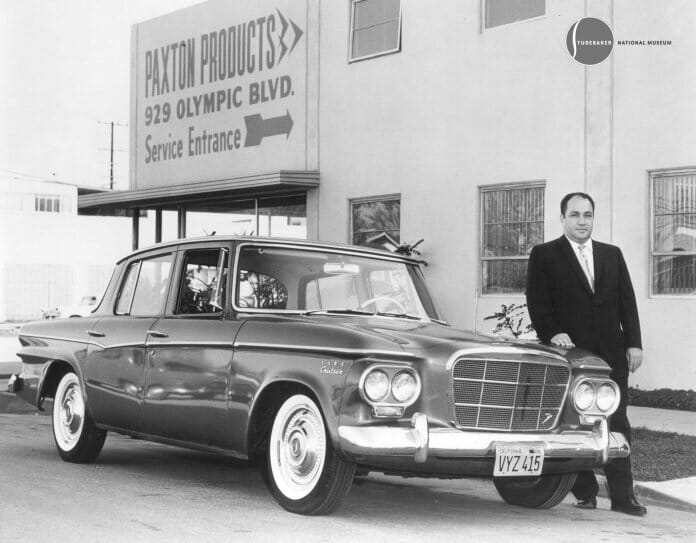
302 308 375 316
374 311 423 320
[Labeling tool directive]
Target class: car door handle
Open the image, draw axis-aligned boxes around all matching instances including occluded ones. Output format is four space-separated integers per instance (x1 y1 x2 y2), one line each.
146 330 169 338
87 330 105 338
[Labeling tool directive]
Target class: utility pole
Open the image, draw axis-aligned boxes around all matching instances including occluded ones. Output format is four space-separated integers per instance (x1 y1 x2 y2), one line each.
98 120 127 190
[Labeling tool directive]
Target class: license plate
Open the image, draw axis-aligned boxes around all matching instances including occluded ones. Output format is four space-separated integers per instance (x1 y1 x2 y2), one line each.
494 445 544 477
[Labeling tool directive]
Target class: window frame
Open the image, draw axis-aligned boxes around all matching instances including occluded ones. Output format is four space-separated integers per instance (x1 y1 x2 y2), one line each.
481 0 546 32
231 241 414 315
113 251 175 316
172 247 230 316
649 167 696 299
348 0 402 63
349 193 401 247
479 181 546 296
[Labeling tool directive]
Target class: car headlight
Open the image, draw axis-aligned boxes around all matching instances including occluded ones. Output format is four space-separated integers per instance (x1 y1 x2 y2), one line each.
363 369 390 402
596 383 617 412
573 381 595 411
392 371 418 403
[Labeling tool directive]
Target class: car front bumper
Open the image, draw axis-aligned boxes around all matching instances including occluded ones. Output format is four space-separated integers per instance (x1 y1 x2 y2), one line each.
338 413 629 468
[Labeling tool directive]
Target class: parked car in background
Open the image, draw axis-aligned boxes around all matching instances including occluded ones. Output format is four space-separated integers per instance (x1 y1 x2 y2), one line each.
8 236 629 515
42 295 98 319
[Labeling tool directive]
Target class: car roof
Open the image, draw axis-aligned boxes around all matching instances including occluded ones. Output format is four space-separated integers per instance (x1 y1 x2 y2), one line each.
117 235 420 265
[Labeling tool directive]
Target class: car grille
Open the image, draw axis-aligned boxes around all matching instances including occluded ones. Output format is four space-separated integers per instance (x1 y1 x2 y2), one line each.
451 358 570 431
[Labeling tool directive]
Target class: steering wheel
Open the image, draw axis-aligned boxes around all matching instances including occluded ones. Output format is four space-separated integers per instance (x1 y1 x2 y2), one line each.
359 296 406 313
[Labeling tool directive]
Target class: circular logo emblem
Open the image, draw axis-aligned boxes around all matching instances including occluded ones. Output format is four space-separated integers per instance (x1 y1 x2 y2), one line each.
566 18 614 65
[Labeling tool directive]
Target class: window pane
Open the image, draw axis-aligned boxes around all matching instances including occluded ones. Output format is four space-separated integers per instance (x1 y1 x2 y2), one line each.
115 262 140 314
481 185 544 293
352 198 400 249
354 0 400 29
654 213 696 252
352 21 400 59
653 255 696 295
130 255 173 316
482 260 528 294
176 249 227 314
485 0 545 29
351 0 400 59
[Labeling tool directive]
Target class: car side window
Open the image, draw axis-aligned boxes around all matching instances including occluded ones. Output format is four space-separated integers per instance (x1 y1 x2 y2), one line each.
175 249 228 314
115 254 173 316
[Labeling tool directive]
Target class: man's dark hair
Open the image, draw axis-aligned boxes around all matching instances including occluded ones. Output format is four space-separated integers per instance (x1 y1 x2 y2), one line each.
560 192 595 216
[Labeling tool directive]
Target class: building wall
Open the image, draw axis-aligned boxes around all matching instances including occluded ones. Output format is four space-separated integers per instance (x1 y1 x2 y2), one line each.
315 0 695 389
0 179 132 321
612 0 696 389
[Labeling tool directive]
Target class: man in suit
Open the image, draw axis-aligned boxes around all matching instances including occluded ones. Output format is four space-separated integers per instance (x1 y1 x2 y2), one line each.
526 192 647 516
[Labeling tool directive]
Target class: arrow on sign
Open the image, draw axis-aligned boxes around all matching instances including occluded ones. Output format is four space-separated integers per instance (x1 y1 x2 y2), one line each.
244 111 294 147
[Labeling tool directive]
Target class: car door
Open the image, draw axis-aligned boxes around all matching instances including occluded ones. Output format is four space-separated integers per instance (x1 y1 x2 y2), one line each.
142 243 242 449
83 251 175 433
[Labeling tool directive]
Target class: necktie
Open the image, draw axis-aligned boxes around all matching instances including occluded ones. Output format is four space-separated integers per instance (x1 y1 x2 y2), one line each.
578 244 594 292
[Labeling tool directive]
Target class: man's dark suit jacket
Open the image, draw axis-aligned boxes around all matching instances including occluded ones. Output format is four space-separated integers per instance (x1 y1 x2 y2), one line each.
526 236 642 378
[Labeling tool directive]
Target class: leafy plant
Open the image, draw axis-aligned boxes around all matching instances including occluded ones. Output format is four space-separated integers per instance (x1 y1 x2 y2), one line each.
484 303 535 338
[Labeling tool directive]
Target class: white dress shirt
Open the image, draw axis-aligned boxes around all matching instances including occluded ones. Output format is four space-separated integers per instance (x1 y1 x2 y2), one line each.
565 235 595 290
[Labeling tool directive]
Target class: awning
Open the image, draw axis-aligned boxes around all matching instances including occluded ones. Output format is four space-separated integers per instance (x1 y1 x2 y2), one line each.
78 170 319 211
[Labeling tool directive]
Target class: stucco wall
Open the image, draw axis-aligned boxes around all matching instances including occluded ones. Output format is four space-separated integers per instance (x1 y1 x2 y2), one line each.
316 0 695 389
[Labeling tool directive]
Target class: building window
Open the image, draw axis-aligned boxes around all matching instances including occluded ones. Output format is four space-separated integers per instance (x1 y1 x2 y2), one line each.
651 169 696 296
351 195 401 250
480 183 544 294
34 194 61 213
349 0 401 62
484 0 545 30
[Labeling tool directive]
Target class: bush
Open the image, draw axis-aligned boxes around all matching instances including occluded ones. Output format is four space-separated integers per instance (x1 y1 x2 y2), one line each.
628 387 696 412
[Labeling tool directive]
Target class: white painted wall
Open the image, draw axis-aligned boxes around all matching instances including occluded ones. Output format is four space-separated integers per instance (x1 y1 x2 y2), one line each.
315 0 695 389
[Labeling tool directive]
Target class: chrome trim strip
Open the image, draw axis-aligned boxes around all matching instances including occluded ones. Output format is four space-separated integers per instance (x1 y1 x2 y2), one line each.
446 349 569 372
233 341 417 359
146 341 234 347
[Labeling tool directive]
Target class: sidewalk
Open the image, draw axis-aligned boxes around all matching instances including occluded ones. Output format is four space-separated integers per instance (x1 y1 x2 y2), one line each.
597 405 696 512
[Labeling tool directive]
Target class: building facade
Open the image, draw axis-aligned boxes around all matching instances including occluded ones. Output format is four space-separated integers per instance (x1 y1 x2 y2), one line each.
78 0 696 390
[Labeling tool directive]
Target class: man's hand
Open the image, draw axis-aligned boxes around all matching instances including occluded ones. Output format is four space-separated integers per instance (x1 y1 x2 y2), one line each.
626 347 643 373
550 333 575 349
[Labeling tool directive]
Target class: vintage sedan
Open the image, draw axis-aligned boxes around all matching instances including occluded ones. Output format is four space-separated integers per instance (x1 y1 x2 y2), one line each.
7 236 629 515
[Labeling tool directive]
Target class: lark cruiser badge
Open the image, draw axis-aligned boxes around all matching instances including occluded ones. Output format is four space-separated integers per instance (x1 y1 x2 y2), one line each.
320 360 346 376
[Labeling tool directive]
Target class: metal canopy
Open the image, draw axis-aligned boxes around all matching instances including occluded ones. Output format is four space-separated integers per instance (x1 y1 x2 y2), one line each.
78 170 319 211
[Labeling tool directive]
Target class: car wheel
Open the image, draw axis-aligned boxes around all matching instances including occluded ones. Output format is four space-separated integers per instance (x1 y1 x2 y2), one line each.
52 372 107 463
493 472 577 509
265 394 355 515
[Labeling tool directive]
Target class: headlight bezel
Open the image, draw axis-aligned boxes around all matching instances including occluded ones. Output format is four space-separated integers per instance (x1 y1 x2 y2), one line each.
571 377 620 416
358 364 422 414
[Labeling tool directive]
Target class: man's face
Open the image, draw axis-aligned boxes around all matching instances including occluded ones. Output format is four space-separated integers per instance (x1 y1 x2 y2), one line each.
561 196 594 243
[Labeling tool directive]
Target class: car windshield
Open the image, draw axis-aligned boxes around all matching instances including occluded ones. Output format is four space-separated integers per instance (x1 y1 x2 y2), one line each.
235 245 441 321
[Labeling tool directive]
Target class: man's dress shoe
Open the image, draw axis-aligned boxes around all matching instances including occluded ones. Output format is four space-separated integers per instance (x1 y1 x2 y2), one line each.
575 497 597 509
611 497 648 516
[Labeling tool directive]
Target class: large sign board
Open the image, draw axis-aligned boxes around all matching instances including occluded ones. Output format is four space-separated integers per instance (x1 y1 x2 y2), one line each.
130 0 318 190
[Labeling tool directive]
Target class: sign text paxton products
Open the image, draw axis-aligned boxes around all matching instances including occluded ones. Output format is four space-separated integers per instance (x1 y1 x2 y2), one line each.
144 11 301 161
131 1 313 189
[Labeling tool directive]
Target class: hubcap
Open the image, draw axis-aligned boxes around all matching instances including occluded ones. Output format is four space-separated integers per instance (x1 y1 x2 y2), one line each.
54 377 85 451
270 396 327 500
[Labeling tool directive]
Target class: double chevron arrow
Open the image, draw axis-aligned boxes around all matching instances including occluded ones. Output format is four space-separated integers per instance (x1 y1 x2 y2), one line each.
244 111 293 147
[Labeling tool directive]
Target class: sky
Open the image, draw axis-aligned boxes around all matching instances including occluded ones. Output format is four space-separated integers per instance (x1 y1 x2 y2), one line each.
0 0 204 190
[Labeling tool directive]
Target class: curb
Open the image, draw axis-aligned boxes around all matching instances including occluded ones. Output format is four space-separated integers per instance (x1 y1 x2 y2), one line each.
597 475 696 514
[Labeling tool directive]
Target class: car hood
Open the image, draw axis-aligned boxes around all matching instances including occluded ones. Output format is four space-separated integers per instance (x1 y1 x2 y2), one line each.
236 313 598 369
